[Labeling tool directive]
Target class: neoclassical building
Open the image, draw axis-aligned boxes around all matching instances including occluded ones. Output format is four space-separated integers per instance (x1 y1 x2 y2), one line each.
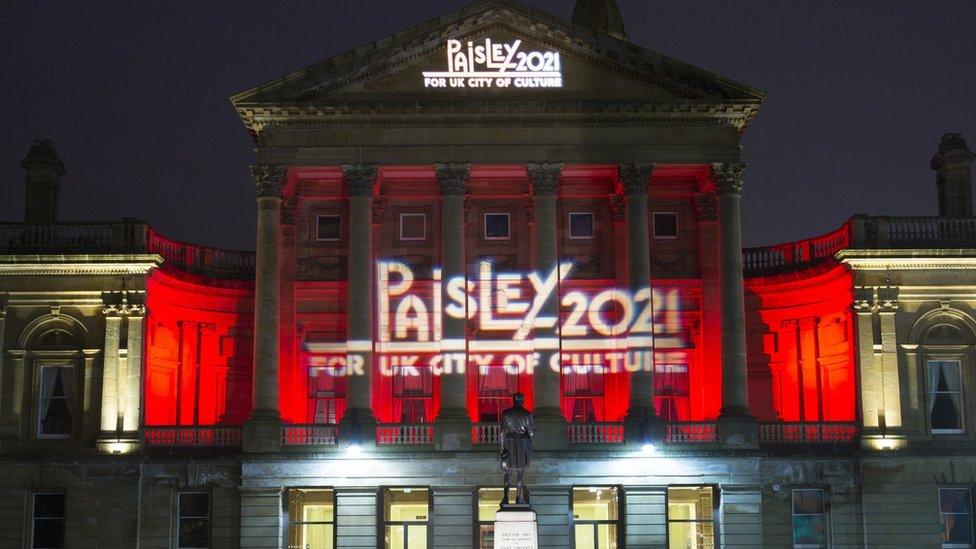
2 1 975 548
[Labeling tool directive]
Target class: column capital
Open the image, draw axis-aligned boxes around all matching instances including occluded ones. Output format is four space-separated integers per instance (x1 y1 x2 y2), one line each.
527 162 563 196
435 163 470 196
694 191 718 221
101 291 145 316
617 163 654 195
250 164 287 198
712 162 746 195
342 163 378 196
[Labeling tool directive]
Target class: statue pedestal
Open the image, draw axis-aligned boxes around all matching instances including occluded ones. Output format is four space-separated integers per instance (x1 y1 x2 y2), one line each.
493 509 538 549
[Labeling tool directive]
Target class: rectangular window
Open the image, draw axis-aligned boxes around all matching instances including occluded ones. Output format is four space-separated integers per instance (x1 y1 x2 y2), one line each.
31 493 65 549
177 492 210 549
316 215 341 241
667 486 714 549
940 487 974 548
569 212 595 239
654 364 690 422
383 487 429 549
393 366 433 423
477 365 519 423
792 489 827 548
653 212 678 239
484 213 510 240
929 360 964 433
399 213 427 241
308 363 346 424
37 366 73 438
287 489 335 549
573 487 620 549
563 367 605 423
476 487 504 549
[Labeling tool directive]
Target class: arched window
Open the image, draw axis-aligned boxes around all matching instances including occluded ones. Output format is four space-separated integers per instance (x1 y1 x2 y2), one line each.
913 311 976 436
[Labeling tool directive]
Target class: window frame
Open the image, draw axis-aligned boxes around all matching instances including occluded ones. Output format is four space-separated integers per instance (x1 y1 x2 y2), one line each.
652 212 679 240
791 487 828 549
665 485 718 549
398 213 427 242
285 487 337 549
35 364 75 440
568 212 595 240
940 486 975 549
176 491 211 549
571 485 622 549
473 486 505 549
927 358 965 435
30 491 66 549
315 214 342 242
379 486 432 549
483 212 511 241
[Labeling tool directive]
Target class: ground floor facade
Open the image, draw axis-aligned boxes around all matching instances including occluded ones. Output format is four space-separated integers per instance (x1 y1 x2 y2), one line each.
2 451 973 548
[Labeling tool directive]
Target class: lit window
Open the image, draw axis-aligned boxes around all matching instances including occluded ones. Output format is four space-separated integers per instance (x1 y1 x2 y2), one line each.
37 366 73 438
667 486 714 549
383 488 429 549
308 363 346 424
563 367 605 423
476 487 504 549
941 488 974 548
484 213 510 240
399 213 427 241
177 493 210 549
393 366 433 423
653 212 678 239
792 489 827 548
654 364 690 421
569 212 595 239
477 365 519 423
31 493 65 549
928 360 964 433
572 487 619 549
316 215 341 241
287 489 335 549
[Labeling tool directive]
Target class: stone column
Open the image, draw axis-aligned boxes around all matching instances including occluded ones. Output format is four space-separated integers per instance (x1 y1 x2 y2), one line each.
713 162 757 448
695 191 724 418
122 307 145 433
99 308 123 434
244 164 286 452
340 164 378 444
618 164 660 441
527 162 566 450
434 163 471 450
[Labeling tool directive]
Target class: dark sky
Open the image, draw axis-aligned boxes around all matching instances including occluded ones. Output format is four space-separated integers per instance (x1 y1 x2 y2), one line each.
2 1 974 250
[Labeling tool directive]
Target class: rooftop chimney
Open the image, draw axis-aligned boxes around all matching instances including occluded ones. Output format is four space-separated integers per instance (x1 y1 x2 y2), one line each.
931 133 975 218
22 139 65 224
572 0 627 40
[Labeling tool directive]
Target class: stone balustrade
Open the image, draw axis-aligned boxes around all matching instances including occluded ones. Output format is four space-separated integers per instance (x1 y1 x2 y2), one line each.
142 426 243 448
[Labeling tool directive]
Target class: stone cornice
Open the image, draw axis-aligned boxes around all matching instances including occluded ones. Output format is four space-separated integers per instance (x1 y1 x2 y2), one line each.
837 249 976 270
434 163 470 196
0 255 162 276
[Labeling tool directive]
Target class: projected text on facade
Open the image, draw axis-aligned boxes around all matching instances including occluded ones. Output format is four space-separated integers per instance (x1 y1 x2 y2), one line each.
422 38 564 89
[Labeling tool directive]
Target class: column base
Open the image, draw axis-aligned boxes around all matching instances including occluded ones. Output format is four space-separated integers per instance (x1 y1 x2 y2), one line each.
434 409 472 451
717 413 758 449
96 434 141 455
243 411 282 453
532 407 567 451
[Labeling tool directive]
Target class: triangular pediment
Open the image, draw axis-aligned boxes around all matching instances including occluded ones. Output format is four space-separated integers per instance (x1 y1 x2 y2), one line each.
231 0 763 135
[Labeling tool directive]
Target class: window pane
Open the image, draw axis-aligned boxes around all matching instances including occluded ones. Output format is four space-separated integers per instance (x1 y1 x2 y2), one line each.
317 216 340 240
942 489 973 514
179 493 210 517
654 213 678 238
478 488 504 522
792 515 826 546
597 524 618 549
384 488 429 522
668 521 714 549
943 514 974 545
178 517 209 547
569 213 594 238
573 487 619 520
39 367 72 436
485 214 510 239
385 525 405 549
407 524 427 549
575 524 595 549
668 487 713 521
32 518 65 549
33 494 65 518
400 214 426 241
478 524 494 549
792 489 825 515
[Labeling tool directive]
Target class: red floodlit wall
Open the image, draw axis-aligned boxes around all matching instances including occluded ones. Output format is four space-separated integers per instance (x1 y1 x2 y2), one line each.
143 268 255 426
744 261 857 422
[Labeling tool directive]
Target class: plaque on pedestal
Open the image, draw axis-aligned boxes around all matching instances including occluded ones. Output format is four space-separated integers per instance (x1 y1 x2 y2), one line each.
494 509 538 549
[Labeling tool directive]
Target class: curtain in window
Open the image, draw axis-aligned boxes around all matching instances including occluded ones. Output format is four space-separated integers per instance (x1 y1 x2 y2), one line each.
393 366 433 423
39 368 59 421
929 361 962 429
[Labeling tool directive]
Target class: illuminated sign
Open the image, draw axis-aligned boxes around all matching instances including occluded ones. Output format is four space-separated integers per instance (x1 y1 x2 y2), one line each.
308 260 694 378
422 38 563 89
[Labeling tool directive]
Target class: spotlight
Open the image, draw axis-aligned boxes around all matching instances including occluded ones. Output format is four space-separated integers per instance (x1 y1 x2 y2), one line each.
641 442 657 456
346 442 363 457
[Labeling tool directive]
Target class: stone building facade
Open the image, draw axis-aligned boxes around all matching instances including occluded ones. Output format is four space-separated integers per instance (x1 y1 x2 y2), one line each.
1 0 975 548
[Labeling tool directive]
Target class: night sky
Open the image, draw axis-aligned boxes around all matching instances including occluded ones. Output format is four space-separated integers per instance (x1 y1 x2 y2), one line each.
2 1 974 250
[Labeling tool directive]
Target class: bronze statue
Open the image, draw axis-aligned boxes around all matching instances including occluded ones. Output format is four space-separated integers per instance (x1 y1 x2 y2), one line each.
499 392 534 506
